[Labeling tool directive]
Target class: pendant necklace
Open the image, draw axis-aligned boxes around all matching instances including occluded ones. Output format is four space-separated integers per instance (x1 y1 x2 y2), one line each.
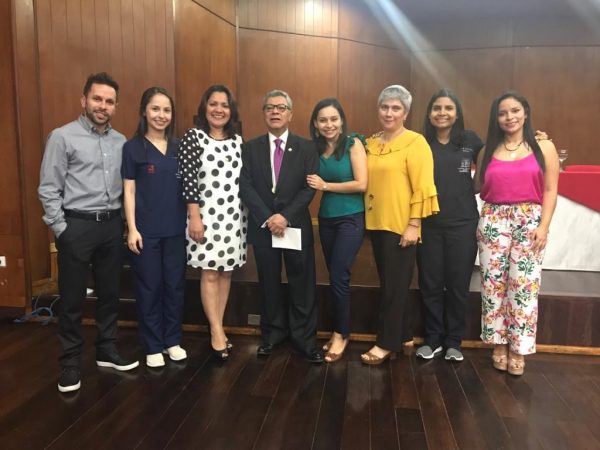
503 140 522 159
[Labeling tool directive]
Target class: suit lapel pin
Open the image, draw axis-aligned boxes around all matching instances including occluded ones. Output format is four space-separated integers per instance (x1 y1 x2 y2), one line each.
287 148 292 152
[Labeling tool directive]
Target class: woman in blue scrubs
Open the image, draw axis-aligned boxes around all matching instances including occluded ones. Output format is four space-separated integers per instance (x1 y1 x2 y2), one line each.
122 87 187 368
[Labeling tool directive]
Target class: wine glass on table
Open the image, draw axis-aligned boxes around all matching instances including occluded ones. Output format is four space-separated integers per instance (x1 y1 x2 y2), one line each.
557 148 568 172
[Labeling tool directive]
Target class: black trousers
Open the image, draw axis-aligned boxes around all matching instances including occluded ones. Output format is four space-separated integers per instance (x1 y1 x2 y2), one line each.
417 221 478 349
253 245 317 354
370 230 417 352
318 212 365 338
55 216 124 368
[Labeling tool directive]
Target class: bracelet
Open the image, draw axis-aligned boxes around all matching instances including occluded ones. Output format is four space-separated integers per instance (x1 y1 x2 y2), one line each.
407 223 419 228
322 184 328 191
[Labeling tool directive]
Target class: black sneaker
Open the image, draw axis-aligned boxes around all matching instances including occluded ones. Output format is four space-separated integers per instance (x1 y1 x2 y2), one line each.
96 351 139 371
58 367 81 393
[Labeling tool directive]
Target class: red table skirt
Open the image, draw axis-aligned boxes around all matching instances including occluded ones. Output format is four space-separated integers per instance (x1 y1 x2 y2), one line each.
558 171 600 212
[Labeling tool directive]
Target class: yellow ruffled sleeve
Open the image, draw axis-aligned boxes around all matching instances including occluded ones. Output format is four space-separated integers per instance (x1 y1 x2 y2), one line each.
407 135 440 219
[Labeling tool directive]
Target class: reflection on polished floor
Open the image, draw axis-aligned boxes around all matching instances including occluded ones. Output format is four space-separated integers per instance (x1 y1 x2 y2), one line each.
1 322 599 449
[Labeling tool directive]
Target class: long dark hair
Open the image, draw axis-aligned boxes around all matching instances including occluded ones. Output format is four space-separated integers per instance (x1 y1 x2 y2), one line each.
423 88 465 146
134 86 176 141
480 91 545 182
195 84 239 139
309 98 348 160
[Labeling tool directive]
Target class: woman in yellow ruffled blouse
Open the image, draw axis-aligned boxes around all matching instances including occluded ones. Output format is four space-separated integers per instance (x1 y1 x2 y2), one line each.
361 85 440 365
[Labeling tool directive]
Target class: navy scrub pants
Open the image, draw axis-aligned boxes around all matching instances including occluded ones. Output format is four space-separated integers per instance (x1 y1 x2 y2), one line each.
130 234 186 354
318 212 365 338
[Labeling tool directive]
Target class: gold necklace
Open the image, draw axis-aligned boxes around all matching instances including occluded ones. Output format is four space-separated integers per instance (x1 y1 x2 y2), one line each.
503 140 522 159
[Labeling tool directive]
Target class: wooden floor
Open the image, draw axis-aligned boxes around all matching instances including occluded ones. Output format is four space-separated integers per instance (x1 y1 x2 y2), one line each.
1 322 600 450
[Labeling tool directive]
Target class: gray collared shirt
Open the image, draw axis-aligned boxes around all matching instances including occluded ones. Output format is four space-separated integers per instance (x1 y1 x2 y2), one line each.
38 115 126 237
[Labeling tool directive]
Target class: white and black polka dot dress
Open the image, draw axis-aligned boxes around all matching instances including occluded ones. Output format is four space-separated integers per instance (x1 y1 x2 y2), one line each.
179 128 248 271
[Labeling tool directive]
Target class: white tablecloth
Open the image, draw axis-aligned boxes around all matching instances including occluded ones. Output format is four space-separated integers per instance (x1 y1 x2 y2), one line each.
476 195 600 272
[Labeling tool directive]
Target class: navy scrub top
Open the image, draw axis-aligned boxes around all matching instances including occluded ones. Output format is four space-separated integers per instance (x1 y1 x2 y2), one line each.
121 136 186 237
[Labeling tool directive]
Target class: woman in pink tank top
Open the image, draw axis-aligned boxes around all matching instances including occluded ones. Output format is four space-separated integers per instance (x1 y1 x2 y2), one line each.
474 92 559 376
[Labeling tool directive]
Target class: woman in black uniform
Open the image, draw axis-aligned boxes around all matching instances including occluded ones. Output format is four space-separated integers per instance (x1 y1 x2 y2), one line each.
416 89 483 362
122 87 187 368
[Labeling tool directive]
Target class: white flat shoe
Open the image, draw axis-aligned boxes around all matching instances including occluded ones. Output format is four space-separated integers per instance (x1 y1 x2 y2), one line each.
146 353 165 367
164 345 187 361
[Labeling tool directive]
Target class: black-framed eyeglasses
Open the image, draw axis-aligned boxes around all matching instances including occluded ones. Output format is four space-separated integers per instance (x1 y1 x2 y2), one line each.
263 104 290 113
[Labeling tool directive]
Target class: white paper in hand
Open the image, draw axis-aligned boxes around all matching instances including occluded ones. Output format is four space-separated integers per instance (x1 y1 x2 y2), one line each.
272 227 302 250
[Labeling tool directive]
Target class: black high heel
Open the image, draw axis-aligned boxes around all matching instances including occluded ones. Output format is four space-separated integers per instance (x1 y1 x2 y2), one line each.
211 346 229 361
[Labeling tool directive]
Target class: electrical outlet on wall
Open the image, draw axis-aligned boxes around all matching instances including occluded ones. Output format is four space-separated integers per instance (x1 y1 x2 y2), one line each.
0 256 6 267
247 314 260 326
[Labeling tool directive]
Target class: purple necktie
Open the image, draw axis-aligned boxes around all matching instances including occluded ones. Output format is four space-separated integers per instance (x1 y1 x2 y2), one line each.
274 138 284 183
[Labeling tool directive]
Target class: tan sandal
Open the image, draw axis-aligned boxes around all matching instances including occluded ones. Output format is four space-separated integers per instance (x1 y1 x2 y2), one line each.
492 353 508 371
360 350 396 365
325 340 348 363
508 356 525 376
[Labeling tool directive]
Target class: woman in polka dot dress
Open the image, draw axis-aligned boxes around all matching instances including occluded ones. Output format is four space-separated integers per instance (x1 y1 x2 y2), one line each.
179 84 248 360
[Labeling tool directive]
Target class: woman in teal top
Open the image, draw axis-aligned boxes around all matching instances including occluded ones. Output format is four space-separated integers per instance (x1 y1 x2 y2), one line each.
307 98 367 363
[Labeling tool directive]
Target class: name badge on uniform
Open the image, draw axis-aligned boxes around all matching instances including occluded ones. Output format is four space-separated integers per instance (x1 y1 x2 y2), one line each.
147 164 156 174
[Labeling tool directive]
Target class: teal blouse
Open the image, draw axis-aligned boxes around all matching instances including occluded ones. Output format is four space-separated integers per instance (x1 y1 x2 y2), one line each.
318 133 366 218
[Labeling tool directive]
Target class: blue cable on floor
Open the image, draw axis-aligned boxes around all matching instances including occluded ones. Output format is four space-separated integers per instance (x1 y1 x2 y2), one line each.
14 295 60 325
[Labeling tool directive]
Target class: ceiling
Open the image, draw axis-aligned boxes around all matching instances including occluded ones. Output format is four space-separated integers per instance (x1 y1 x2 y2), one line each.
387 0 598 22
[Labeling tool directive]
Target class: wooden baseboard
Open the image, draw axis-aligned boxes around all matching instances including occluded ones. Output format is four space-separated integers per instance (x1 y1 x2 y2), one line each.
74 318 600 357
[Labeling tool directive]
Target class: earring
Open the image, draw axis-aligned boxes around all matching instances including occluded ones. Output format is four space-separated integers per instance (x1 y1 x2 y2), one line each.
315 130 320 137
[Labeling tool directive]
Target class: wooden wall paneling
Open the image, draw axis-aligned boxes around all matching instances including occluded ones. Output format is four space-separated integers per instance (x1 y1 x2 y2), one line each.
1 0 26 308
513 46 600 165
0 236 26 308
12 0 48 285
35 0 176 139
238 0 338 37
409 48 514 139
142 0 158 86
512 15 600 48
34 0 56 136
174 0 236 135
338 0 406 49
337 40 411 137
131 0 151 133
118 0 139 129
107 1 124 77
237 29 337 140
407 19 513 52
237 0 258 29
94 0 112 69
313 0 338 37
193 0 236 24
290 34 339 134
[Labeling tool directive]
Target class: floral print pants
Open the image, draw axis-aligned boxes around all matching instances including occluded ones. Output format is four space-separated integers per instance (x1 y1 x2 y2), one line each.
477 202 544 355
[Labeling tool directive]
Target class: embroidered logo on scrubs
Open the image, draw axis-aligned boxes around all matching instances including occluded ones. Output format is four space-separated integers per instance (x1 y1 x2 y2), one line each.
459 147 473 173
147 164 156 174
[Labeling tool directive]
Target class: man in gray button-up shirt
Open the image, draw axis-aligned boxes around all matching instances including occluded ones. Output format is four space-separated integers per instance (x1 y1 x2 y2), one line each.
39 72 139 394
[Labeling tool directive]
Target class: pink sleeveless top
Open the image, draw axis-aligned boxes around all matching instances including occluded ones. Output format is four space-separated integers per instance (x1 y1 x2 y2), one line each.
480 153 544 204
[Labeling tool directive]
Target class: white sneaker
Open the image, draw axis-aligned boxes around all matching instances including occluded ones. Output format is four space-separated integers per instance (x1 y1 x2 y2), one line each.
146 353 165 367
165 345 187 361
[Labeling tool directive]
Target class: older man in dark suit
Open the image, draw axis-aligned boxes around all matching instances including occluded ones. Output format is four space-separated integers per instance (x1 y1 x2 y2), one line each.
240 89 323 363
